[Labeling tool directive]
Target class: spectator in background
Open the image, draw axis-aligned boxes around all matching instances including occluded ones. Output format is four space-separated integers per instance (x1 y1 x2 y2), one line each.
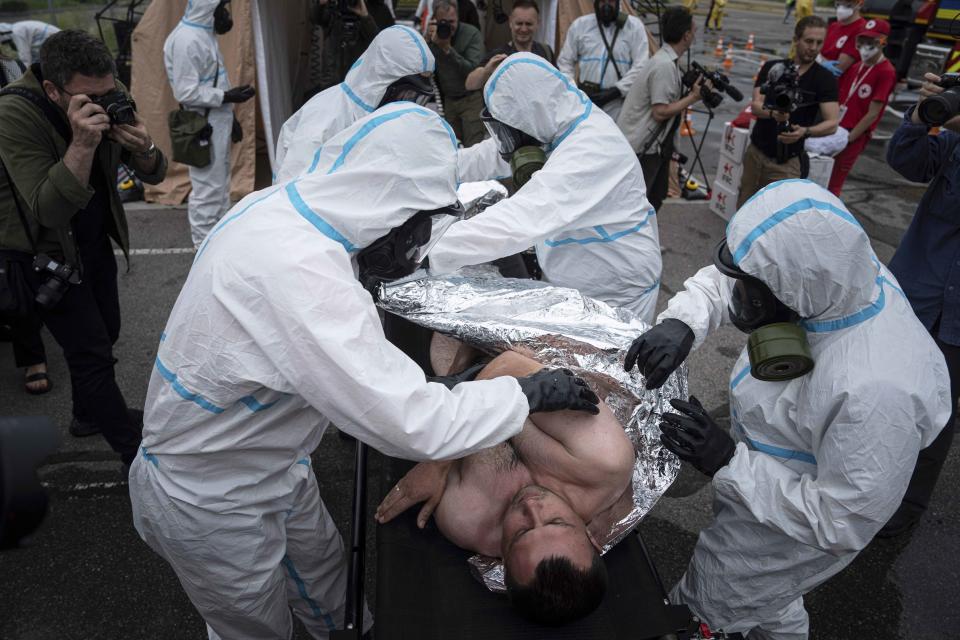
819 0 866 77
557 0 650 121
0 30 167 464
164 0 255 248
429 0 486 146
313 0 394 91
0 20 60 67
883 72 960 537
618 6 704 211
465 0 553 92
738 16 839 207
827 19 896 195
0 36 50 395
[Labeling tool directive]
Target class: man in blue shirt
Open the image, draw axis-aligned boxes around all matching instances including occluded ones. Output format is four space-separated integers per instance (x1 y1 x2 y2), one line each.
885 72 960 536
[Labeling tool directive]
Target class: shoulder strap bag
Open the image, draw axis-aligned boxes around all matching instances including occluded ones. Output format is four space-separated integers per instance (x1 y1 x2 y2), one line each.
168 57 219 168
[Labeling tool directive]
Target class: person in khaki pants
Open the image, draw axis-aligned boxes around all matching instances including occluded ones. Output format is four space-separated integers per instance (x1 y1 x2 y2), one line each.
738 16 839 207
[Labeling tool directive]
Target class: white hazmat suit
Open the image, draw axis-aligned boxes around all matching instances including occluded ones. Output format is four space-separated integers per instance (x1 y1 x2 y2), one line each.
274 25 434 183
163 0 235 248
659 180 950 639
0 20 59 66
130 103 529 639
431 53 662 324
557 12 649 121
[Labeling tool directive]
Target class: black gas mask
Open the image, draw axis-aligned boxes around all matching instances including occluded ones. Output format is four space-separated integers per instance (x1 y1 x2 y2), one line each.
594 0 619 26
479 107 546 188
214 0 234 35
714 239 814 381
356 202 465 291
379 73 434 108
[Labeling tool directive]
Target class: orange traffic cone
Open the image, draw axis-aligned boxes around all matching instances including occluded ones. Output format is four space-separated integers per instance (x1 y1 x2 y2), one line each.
680 111 696 137
745 34 755 51
714 37 724 58
723 44 734 71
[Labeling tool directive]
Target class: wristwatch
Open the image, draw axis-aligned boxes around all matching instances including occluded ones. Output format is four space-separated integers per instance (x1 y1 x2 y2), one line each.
135 142 157 159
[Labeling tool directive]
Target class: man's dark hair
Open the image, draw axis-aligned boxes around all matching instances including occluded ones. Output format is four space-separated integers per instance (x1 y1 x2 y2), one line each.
794 15 827 40
505 553 608 625
40 30 115 88
661 6 693 45
512 0 540 15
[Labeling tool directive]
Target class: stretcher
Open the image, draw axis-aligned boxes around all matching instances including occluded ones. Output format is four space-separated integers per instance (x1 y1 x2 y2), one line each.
330 316 697 639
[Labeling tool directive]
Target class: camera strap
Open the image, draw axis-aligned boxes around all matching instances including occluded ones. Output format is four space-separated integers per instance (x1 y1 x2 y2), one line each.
0 85 72 143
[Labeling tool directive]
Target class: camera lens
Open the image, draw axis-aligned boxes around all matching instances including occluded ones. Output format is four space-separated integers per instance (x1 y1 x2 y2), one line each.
35 277 66 310
918 87 960 126
702 88 723 109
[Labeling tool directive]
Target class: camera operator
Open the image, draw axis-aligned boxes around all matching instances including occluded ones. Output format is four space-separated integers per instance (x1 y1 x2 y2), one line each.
881 72 960 536
464 0 553 92
0 30 167 468
313 0 393 91
739 15 839 208
428 0 486 146
618 6 703 211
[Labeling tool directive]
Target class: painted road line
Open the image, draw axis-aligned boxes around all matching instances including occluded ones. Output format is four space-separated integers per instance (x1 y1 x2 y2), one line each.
114 248 196 256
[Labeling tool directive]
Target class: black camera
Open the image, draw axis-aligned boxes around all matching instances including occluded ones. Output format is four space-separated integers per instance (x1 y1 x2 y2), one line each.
32 254 80 310
436 19 454 39
91 90 137 126
760 61 802 113
681 61 744 109
918 73 960 127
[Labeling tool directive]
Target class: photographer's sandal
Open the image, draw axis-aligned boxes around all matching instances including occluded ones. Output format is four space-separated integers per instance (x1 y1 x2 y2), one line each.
23 368 52 396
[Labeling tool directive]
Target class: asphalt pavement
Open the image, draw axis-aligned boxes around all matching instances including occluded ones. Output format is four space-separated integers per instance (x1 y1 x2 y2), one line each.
2 7 958 639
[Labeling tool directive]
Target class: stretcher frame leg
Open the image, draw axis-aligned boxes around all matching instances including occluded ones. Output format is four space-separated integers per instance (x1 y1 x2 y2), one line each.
331 440 368 640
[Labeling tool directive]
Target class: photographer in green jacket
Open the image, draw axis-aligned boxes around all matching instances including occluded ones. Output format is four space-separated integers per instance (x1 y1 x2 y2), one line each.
0 30 167 469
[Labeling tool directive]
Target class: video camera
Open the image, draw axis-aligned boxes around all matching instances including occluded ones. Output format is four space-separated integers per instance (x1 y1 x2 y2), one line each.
682 61 744 109
91 90 137 126
760 61 802 114
918 73 960 126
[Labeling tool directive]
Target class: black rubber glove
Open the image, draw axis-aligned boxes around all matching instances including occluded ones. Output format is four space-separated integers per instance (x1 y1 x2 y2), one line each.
518 368 600 415
223 85 256 104
590 87 621 107
427 362 486 390
659 396 735 477
623 318 695 389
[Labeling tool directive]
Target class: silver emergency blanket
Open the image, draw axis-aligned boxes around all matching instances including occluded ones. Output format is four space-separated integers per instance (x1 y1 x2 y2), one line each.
378 269 687 593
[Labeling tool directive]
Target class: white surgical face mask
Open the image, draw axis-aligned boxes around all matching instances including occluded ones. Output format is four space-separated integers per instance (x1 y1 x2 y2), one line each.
857 45 879 61
836 5 855 20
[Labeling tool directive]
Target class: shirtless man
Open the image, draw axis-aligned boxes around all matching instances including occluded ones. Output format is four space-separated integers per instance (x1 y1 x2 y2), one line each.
376 350 636 624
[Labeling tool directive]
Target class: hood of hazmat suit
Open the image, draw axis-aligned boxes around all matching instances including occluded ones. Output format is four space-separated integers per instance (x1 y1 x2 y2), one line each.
137 101 527 512
163 0 232 112
274 25 434 183
659 180 951 636
5 20 59 67
432 52 662 324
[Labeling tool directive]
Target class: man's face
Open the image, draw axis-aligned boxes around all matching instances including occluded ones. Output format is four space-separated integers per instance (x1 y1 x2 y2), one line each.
501 485 598 585
43 73 117 112
510 7 539 47
435 6 459 36
794 26 826 65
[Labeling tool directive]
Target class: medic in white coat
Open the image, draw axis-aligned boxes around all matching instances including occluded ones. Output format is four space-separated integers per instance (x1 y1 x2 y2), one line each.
163 0 255 248
0 20 59 67
130 103 599 640
556 0 649 121
625 179 950 639
274 25 435 183
432 52 662 324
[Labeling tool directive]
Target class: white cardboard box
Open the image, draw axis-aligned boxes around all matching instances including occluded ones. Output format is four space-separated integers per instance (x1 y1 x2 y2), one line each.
721 122 750 165
807 154 835 190
710 182 739 221
714 156 745 193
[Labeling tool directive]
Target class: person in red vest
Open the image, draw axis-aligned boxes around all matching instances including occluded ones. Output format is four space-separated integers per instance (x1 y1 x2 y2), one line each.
820 0 866 77
828 19 896 195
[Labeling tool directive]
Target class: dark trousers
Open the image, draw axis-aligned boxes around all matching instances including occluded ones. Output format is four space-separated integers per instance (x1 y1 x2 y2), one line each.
640 150 672 212
898 335 960 515
10 311 45 368
27 239 140 465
